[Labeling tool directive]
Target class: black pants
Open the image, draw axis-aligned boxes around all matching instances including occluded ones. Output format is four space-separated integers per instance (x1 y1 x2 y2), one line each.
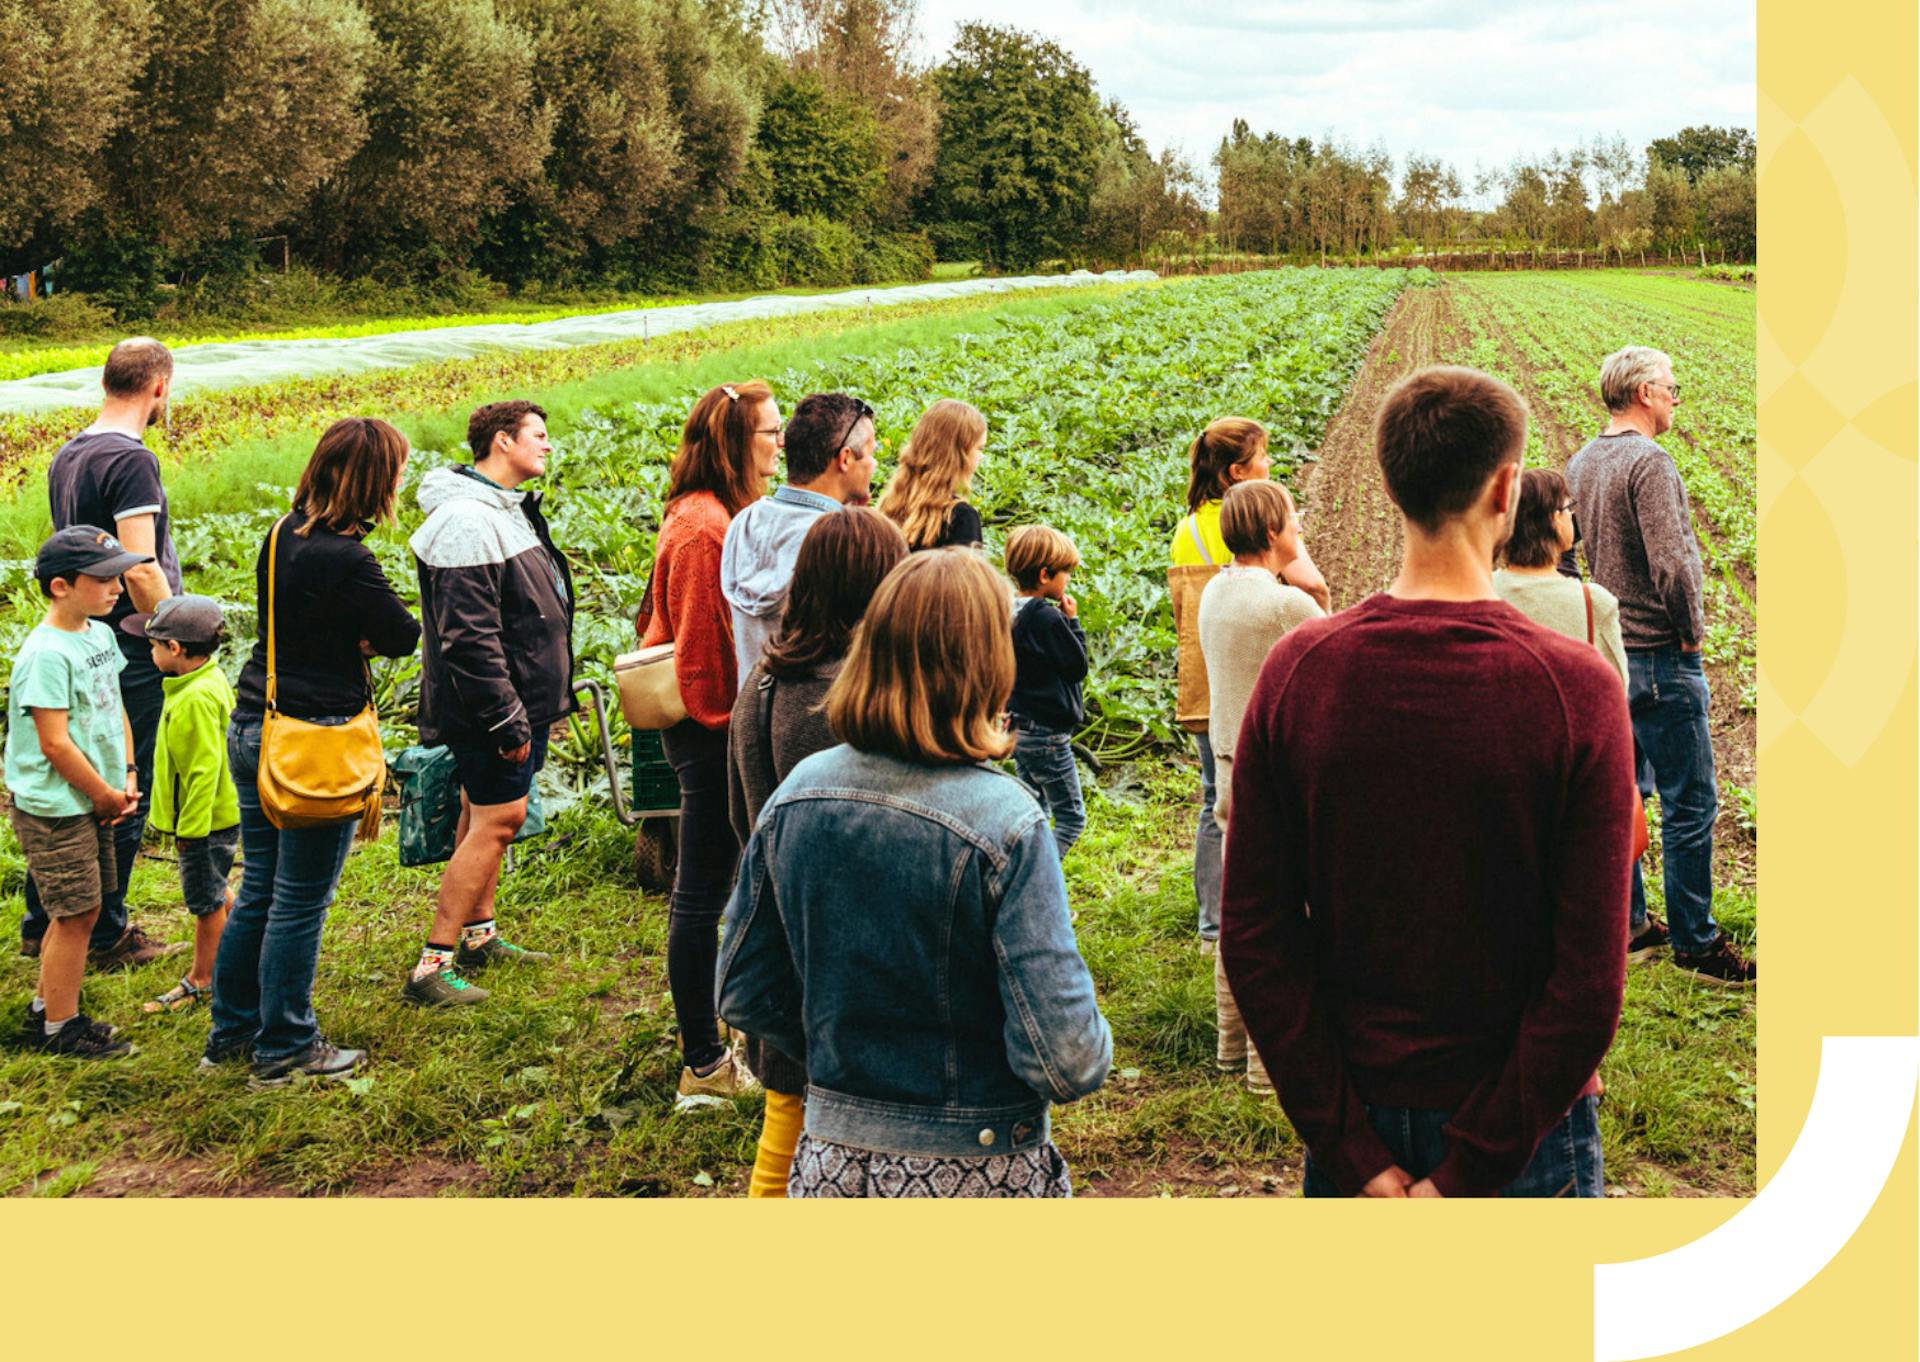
20 649 164 951
660 718 739 1072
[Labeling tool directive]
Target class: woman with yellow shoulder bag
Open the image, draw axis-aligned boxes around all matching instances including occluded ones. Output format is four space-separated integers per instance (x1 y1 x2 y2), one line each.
206 418 420 1089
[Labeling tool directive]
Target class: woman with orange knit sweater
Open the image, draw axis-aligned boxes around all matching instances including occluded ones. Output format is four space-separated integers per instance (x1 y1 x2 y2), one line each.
640 380 784 1109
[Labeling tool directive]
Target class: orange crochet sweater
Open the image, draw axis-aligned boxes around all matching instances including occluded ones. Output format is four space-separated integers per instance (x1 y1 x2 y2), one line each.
641 491 737 729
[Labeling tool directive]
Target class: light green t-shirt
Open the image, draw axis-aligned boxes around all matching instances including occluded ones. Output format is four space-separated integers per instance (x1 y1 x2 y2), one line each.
5 621 127 817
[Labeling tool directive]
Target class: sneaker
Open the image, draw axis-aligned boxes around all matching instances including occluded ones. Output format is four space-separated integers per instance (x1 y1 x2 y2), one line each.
1627 917 1671 963
248 1039 367 1090
402 966 489 1007
454 935 550 971
1672 936 1756 987
89 925 175 972
20 1007 47 1048
198 1039 255 1072
675 1050 759 1112
43 1014 132 1059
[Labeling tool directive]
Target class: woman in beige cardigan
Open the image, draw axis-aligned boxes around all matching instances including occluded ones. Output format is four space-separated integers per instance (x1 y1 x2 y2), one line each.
1493 468 1628 686
1196 479 1323 1093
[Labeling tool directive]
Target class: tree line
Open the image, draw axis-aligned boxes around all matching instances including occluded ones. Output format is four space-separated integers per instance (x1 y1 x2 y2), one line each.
2 0 1751 320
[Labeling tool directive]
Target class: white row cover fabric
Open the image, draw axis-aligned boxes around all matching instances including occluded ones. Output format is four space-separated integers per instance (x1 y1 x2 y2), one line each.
0 270 1157 415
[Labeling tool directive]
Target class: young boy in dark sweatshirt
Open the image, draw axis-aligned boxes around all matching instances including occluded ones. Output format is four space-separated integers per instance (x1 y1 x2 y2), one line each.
1005 525 1089 858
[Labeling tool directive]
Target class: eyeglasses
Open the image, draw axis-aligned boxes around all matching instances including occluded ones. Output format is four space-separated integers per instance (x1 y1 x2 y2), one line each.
836 400 876 457
1649 381 1681 401
1558 501 1576 513
754 423 784 438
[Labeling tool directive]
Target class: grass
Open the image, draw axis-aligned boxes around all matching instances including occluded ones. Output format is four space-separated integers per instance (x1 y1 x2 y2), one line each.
0 763 1754 1197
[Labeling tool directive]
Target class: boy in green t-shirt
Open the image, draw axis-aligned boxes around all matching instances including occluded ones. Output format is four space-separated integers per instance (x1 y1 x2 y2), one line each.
121 595 238 1014
7 527 154 1058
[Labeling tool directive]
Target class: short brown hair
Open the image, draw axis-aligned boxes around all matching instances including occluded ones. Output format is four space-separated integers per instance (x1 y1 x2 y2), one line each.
826 549 1015 765
1374 367 1528 533
668 381 776 516
101 337 172 398
294 417 409 536
764 508 908 678
1185 418 1266 511
468 400 545 466
1219 480 1293 556
1003 524 1079 590
1502 467 1570 570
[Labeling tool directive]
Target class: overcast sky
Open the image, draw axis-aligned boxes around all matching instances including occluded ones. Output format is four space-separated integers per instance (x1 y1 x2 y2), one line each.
913 1 1756 202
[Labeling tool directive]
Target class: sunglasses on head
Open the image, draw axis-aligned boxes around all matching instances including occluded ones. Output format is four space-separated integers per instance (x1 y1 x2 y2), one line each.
836 400 876 456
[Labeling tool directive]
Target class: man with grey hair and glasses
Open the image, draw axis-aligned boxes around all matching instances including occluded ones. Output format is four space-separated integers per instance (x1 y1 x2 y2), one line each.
1566 345 1754 985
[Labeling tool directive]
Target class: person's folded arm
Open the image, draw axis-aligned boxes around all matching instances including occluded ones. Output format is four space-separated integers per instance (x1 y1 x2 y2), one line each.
1426 669 1634 1196
1633 456 1706 648
349 551 422 658
715 821 806 1062
662 533 738 727
1221 670 1397 1195
993 815 1112 1102
426 559 527 749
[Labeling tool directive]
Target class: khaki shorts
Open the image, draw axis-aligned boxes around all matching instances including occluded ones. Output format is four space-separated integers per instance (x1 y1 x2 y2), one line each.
8 804 118 920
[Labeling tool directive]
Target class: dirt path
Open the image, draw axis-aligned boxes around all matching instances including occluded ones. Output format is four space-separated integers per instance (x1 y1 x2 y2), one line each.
1302 284 1457 605
1303 278 1756 896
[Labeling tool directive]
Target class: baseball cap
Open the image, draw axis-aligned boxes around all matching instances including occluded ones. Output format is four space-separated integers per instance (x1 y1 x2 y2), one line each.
35 525 155 582
121 593 226 645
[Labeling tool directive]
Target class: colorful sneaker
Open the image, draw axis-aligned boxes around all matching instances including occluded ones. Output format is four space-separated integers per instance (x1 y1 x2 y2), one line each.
43 1014 132 1059
248 1038 366 1090
455 935 550 971
674 1050 759 1113
402 966 489 1007
1672 936 1756 987
1627 917 1671 964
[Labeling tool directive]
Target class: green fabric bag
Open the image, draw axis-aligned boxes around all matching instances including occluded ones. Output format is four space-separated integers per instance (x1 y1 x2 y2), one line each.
392 744 546 868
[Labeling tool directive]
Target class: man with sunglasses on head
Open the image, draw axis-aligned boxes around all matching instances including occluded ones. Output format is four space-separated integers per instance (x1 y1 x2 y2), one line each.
1566 346 1754 986
720 392 879 681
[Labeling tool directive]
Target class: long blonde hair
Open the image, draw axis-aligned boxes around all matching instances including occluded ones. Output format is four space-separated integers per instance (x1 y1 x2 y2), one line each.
826 549 1015 765
878 399 986 549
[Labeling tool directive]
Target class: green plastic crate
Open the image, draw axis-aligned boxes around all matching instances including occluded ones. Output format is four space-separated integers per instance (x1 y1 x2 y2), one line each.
631 727 682 813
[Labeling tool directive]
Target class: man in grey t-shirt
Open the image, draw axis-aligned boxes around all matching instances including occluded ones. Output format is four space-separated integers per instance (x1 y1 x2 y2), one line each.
21 339 182 970
1566 345 1753 986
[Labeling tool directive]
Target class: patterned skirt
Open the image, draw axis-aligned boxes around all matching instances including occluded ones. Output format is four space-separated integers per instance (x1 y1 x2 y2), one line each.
788 1131 1073 1198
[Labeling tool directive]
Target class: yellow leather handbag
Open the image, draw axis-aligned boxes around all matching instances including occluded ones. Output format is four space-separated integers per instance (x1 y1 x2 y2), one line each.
256 515 388 836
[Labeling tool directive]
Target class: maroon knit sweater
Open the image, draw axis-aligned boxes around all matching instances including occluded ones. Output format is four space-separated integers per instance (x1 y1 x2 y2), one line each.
1220 594 1633 1197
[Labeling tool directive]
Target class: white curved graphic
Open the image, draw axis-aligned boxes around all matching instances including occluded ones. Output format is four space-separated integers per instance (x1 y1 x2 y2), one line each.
1593 1035 1918 1360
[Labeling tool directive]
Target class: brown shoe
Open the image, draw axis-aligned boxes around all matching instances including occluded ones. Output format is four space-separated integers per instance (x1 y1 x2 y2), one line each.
1672 936 1756 987
89 926 173 972
19 935 41 959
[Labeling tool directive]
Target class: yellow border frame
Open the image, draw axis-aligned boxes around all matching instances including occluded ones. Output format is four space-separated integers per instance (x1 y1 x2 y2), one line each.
9 3 1916 1359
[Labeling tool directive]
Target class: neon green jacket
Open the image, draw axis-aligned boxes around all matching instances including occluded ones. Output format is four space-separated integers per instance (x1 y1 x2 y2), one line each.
151 662 239 839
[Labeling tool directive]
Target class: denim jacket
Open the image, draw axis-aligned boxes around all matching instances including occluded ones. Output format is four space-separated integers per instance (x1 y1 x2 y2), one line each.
717 744 1112 1158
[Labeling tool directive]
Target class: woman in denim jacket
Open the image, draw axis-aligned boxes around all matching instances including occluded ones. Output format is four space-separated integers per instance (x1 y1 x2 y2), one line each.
718 549 1112 1196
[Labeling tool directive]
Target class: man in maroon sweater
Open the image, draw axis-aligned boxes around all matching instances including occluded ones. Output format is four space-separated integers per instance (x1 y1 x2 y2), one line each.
1221 366 1634 1198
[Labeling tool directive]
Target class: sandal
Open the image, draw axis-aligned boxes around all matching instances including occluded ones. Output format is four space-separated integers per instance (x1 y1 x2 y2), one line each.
143 978 211 1014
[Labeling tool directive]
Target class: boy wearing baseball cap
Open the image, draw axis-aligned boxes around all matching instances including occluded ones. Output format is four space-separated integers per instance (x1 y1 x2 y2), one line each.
8 526 153 1057
122 594 238 1016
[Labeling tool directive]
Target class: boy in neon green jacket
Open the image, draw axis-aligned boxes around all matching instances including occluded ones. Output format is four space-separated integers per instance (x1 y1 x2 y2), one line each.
121 595 239 1013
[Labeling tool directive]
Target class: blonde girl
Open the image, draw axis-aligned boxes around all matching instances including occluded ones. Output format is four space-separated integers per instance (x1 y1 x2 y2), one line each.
878 399 987 550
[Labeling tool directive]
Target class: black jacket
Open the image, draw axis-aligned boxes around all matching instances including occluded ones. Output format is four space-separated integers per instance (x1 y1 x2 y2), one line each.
236 510 421 720
409 465 575 749
1008 596 1087 733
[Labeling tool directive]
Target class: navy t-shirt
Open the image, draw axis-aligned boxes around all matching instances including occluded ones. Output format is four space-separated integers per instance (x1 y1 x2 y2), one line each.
46 430 182 649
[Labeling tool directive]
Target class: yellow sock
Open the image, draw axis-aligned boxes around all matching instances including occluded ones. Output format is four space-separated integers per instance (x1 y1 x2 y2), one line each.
749 1090 805 1199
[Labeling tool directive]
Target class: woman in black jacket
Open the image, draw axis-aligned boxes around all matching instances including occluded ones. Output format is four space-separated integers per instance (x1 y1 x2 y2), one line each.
207 418 420 1088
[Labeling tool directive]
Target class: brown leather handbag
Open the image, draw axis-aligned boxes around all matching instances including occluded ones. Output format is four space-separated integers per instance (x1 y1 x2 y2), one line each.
1584 581 1651 861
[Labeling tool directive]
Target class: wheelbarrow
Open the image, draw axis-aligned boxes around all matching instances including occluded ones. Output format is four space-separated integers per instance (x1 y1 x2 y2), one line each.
571 679 681 894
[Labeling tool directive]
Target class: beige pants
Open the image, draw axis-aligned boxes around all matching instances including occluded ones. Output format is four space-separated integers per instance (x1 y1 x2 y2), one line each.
1213 819 1269 1092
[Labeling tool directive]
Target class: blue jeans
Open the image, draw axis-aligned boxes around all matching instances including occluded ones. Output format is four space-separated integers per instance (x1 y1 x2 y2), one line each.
1012 727 1086 858
1626 648 1721 955
207 711 358 1064
19 648 164 951
1303 1094 1605 1198
1194 732 1223 940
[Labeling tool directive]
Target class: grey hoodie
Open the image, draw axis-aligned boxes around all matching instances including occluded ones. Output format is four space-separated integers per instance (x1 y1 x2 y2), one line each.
718 483 847 681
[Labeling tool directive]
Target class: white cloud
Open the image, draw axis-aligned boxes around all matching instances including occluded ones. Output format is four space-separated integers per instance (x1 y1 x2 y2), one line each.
913 0 1756 200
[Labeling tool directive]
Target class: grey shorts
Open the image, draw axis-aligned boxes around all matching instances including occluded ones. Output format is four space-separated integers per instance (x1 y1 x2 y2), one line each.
177 825 240 916
8 804 119 921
